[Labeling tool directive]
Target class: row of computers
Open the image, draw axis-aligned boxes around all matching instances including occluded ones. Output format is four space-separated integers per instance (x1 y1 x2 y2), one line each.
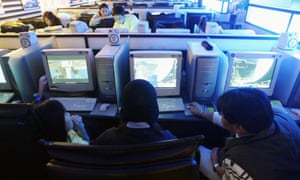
1 37 299 114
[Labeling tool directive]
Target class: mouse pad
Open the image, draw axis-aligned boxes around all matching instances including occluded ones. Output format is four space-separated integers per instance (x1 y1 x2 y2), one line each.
90 103 118 117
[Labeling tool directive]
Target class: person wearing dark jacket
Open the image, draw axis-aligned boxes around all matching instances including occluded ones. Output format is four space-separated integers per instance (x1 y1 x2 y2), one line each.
189 88 300 180
91 79 176 145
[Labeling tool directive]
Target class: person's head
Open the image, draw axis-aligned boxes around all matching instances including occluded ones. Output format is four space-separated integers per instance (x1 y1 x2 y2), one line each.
34 100 72 141
217 88 274 134
112 6 126 24
98 3 111 17
120 79 159 124
43 11 62 26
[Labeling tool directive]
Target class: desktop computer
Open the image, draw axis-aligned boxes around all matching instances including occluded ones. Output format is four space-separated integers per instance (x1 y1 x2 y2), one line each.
94 39 130 106
186 41 228 104
274 56 300 108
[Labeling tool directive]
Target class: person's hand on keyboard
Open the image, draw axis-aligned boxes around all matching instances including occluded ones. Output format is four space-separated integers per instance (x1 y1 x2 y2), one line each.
188 102 209 117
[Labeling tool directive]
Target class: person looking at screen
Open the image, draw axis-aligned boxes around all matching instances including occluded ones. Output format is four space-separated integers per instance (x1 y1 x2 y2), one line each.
34 100 90 144
91 79 176 145
188 88 300 179
42 11 62 26
89 3 112 27
112 5 139 32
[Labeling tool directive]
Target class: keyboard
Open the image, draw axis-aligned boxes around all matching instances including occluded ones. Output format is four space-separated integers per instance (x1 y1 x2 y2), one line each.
184 103 214 116
0 92 14 103
49 97 97 112
157 97 185 112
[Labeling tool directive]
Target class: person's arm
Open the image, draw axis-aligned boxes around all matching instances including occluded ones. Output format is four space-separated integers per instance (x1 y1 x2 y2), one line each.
189 102 223 127
210 147 225 177
128 14 139 32
71 115 90 141
89 14 101 27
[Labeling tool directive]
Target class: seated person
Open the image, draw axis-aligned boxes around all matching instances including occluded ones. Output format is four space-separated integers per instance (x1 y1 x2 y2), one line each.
112 5 139 33
42 11 63 26
91 79 176 145
189 88 300 179
89 3 112 27
34 100 90 144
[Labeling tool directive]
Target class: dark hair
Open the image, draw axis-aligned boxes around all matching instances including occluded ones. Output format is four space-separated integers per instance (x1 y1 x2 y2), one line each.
112 6 125 16
217 88 274 134
120 79 159 123
34 100 67 141
42 11 62 26
99 3 109 9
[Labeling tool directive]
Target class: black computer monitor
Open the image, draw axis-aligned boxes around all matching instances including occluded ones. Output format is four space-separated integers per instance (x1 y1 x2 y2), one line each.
186 12 212 33
93 18 115 28
147 13 185 33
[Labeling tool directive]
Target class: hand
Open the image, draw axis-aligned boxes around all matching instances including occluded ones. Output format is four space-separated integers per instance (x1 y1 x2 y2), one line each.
38 75 48 97
71 115 84 130
210 147 224 176
71 115 90 141
210 147 219 166
188 102 204 116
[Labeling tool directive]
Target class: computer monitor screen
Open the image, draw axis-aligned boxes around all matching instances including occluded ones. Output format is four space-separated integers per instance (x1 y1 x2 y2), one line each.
129 51 182 97
0 59 13 91
41 49 95 93
225 51 281 96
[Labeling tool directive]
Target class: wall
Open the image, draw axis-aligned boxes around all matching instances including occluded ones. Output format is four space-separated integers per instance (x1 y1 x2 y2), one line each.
0 0 41 22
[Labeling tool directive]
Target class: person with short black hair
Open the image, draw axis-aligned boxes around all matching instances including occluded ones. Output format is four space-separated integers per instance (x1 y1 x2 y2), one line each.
189 88 300 179
112 5 139 32
89 3 112 27
42 11 62 26
91 79 176 145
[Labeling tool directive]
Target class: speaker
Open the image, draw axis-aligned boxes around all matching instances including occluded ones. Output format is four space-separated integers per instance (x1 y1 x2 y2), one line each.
277 32 298 50
108 28 120 46
19 31 38 48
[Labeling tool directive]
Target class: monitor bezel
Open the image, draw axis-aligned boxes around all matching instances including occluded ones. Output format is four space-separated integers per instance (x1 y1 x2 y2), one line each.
41 48 95 93
225 51 282 96
0 58 14 91
129 50 182 97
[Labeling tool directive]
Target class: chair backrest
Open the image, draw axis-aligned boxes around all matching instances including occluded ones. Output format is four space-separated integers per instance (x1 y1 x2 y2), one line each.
0 103 48 179
41 135 204 179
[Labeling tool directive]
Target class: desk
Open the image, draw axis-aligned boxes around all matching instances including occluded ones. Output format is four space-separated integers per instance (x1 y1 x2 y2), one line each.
79 108 229 148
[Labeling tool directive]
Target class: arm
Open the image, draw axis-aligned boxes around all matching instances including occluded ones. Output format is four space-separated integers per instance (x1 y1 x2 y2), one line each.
89 14 101 27
189 102 223 127
210 147 225 177
71 115 90 142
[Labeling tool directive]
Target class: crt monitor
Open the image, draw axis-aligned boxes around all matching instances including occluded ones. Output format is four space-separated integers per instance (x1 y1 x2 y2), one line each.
129 50 182 97
225 51 282 97
7 37 57 103
0 57 15 92
41 48 96 93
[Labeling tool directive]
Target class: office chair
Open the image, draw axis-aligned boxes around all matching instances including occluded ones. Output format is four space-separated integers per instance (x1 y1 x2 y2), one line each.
40 135 205 180
0 103 48 179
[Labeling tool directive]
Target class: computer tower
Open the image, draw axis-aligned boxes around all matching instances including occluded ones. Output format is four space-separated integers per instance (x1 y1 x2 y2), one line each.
94 39 129 106
273 57 300 108
186 41 228 104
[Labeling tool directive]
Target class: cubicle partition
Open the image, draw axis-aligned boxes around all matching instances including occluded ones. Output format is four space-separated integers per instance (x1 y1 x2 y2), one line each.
0 33 280 51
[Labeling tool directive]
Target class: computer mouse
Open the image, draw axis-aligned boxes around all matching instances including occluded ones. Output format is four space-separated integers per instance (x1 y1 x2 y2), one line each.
99 103 110 112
